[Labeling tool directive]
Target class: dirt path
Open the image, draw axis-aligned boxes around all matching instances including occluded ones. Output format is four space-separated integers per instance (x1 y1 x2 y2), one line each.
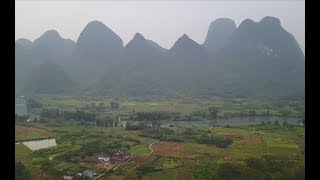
148 140 159 156
113 156 136 170
95 171 107 180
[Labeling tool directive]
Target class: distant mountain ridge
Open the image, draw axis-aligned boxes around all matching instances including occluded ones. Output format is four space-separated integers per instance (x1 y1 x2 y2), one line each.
32 30 75 66
125 33 167 53
15 16 305 98
65 20 124 85
202 18 236 54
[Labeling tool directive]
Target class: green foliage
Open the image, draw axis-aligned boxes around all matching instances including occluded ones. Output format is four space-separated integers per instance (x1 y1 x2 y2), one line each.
193 156 216 179
248 110 256 116
196 133 233 148
123 171 139 180
136 164 156 175
32 158 49 165
31 95 304 122
15 114 30 122
15 161 31 180
193 155 304 180
162 158 183 169
26 98 42 110
183 109 209 121
279 107 292 117
245 157 267 170
110 101 120 109
140 127 174 139
125 122 146 130
134 111 181 121
91 102 96 109
40 108 97 122
208 106 218 118
214 163 243 179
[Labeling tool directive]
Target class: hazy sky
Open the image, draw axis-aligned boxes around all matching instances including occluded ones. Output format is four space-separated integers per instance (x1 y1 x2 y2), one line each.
15 1 305 53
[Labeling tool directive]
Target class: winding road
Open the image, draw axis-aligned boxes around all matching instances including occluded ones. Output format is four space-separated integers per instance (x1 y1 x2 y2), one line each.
148 140 159 156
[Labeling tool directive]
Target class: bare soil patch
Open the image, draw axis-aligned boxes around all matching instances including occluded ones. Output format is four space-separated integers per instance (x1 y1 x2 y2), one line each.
223 155 232 161
15 125 54 141
183 159 195 168
217 133 243 141
243 136 262 144
152 141 185 157
142 176 160 180
294 138 305 149
108 176 122 180
176 172 193 180
131 156 154 164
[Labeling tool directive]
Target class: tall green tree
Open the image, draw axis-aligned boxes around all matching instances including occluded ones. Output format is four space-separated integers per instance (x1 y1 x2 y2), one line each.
15 161 31 180
208 106 218 118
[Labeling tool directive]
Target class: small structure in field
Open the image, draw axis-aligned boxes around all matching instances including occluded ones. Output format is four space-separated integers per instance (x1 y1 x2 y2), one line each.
63 175 74 180
77 170 96 178
98 156 110 162
83 170 96 177
97 153 110 162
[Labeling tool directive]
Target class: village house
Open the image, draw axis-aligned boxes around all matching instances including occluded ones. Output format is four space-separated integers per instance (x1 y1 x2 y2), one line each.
98 156 110 162
97 153 110 162
96 151 132 164
109 150 131 164
83 170 96 177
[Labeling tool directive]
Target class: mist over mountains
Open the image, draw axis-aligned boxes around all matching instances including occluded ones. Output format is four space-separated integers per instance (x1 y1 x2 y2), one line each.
15 16 305 98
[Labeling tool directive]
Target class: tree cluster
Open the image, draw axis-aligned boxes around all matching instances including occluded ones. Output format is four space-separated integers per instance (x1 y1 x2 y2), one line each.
140 127 174 139
15 161 31 180
208 106 218 118
26 98 42 111
40 108 96 122
193 155 304 179
133 111 181 121
196 133 232 148
110 101 120 109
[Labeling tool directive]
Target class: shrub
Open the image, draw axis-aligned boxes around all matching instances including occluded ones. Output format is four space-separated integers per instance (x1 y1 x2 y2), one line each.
197 134 232 148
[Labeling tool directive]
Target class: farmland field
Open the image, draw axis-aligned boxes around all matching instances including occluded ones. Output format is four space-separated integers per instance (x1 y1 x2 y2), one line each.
29 94 304 119
16 123 304 179
15 125 55 141
15 95 304 179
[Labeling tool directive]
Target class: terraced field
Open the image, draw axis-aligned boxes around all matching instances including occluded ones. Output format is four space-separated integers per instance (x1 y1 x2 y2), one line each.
15 125 55 141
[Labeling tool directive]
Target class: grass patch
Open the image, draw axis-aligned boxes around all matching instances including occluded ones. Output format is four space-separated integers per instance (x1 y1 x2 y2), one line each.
15 125 55 141
129 138 156 156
